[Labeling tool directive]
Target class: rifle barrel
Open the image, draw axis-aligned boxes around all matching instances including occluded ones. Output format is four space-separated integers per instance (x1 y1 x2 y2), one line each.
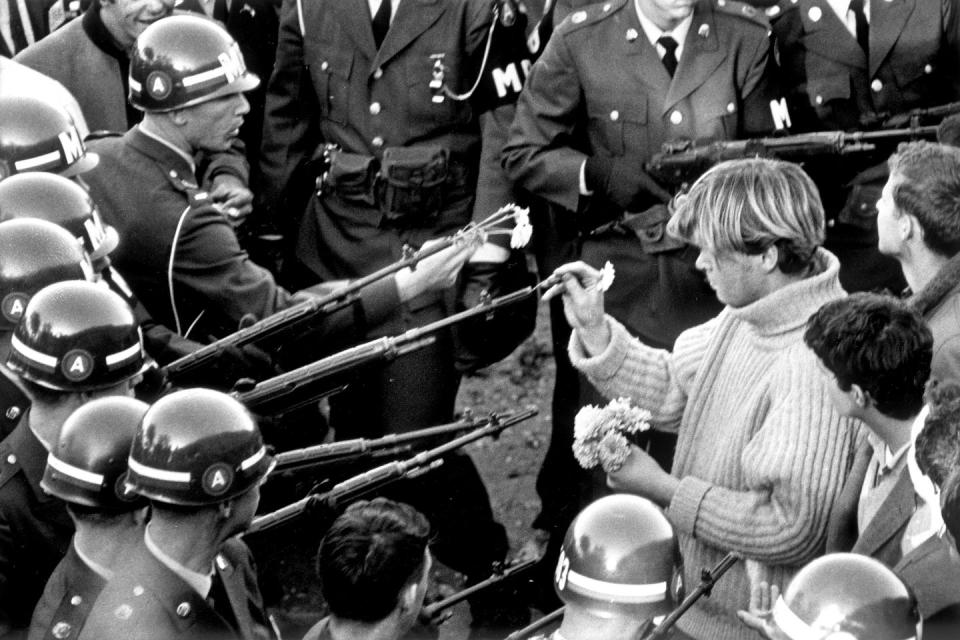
421 558 538 618
503 608 564 640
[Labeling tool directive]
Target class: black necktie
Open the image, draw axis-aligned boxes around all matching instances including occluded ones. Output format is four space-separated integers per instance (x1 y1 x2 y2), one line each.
849 0 869 58
213 0 228 23
372 0 391 49
7 0 29 53
658 35 678 78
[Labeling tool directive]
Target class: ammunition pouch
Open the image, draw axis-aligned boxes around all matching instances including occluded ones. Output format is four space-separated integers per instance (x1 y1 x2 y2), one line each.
376 145 449 224
322 149 378 206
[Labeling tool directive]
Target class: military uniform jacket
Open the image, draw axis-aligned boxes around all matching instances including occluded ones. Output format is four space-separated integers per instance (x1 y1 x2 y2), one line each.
28 543 106 640
0 366 29 441
502 0 776 214
260 0 509 283
0 418 73 636
769 0 960 131
77 538 274 640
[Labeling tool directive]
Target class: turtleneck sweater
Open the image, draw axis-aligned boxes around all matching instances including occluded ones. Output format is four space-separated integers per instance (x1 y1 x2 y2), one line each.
569 248 859 640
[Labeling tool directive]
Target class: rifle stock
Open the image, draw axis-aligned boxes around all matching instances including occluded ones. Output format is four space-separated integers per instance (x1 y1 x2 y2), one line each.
245 407 538 536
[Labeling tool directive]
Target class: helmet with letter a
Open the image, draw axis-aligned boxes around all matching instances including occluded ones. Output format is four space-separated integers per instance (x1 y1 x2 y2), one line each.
128 14 260 112
0 218 94 332
0 93 98 180
554 494 680 620
125 388 275 506
6 280 150 392
771 553 920 640
0 172 119 263
42 396 150 511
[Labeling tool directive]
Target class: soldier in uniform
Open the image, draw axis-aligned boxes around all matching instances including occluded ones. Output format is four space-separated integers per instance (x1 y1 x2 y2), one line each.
0 280 149 638
28 397 150 640
766 0 960 293
259 0 525 622
501 0 776 604
0 219 95 441
78 388 277 640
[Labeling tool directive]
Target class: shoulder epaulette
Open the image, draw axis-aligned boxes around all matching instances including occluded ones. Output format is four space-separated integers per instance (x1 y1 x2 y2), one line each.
84 130 123 142
556 0 628 34
762 0 799 20
714 0 772 28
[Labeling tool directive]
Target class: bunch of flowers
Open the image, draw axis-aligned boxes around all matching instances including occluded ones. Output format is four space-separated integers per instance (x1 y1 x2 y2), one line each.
461 203 533 249
572 397 651 473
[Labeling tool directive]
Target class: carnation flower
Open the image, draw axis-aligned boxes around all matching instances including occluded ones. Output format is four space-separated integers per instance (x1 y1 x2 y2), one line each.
597 261 615 293
510 207 533 249
571 397 651 471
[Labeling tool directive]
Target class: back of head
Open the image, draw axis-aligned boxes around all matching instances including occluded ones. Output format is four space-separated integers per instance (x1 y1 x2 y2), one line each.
0 93 98 179
667 158 824 274
916 380 960 488
887 141 960 257
128 15 259 113
318 498 431 623
804 292 932 420
554 494 678 621
771 553 918 640
941 468 960 552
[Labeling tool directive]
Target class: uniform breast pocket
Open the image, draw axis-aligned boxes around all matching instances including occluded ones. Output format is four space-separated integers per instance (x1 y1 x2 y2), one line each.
804 73 851 114
587 96 647 157
406 52 468 130
890 56 939 98
307 43 353 125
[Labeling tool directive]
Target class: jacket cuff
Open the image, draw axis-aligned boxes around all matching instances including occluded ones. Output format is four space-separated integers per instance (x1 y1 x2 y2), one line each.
568 316 630 382
667 476 711 535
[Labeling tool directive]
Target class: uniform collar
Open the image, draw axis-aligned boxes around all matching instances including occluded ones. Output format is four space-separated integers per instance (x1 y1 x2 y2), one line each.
5 411 51 500
73 537 113 581
134 124 198 176
144 525 213 599
634 1 693 60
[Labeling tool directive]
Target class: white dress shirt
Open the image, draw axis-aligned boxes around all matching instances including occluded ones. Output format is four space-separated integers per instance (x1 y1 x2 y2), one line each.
826 0 870 39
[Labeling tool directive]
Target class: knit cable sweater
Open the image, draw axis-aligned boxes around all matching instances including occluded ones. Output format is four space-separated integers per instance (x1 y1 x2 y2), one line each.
570 249 859 640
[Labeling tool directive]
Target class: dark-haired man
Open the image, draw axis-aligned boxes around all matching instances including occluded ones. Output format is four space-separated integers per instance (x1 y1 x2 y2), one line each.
302 498 431 640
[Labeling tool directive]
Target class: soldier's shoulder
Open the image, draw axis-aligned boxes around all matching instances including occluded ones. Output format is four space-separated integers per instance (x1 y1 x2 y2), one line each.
0 438 23 493
756 0 801 21
555 0 628 36
713 0 774 30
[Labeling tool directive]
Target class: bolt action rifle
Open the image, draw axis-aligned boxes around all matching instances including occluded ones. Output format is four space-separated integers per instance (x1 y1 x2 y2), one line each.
272 413 490 472
245 407 538 536
646 126 938 190
233 275 560 416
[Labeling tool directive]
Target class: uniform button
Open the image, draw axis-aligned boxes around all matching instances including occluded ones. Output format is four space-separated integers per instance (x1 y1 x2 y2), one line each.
176 602 192 618
5 406 19 420
6 454 15 465
602 2 610 9
924 64 933 74
113 604 133 621
372 136 384 148
670 110 683 125
51 622 71 639
320 61 329 71
373 67 383 79
726 102 735 113
168 170 177 178
70 595 82 606
369 102 381 115
871 79 883 92
133 586 144 596
815 95 824 105
827 218 836 228
609 110 619 121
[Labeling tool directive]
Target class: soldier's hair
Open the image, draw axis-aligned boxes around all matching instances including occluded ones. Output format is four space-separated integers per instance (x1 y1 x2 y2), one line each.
804 293 932 420
667 157 824 274
887 141 960 257
317 497 431 623
916 380 960 488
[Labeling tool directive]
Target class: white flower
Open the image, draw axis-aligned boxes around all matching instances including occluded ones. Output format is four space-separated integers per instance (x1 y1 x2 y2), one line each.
509 207 533 249
598 431 631 473
597 261 615 292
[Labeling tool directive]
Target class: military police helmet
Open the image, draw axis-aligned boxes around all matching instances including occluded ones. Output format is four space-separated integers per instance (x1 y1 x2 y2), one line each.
0 218 93 331
771 553 919 640
6 281 149 392
0 94 98 179
42 396 150 511
126 388 274 506
129 15 259 112
0 172 119 263
554 494 679 619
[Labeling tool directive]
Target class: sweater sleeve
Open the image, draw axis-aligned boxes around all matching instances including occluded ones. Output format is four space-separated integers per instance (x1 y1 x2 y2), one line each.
667 347 856 566
568 315 714 431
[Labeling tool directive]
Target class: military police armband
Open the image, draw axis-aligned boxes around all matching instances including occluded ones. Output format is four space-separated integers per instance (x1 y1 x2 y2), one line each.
466 9 542 114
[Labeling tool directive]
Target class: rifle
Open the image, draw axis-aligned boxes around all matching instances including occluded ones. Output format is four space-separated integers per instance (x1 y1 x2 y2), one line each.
421 558 538 622
233 277 559 416
879 100 960 129
642 552 742 640
272 413 488 472
503 607 564 640
245 407 538 536
646 126 938 189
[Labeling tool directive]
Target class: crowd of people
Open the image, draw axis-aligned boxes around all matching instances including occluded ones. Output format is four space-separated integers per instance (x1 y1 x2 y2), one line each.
3 0 960 638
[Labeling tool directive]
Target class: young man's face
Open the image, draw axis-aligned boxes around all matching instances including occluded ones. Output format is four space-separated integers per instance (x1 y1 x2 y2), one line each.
694 246 768 308
101 0 175 48
876 174 906 257
636 0 696 30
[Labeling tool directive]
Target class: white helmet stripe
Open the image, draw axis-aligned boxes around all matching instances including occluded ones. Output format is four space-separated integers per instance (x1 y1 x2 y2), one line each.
182 66 227 87
129 78 142 93
565 568 666 603
47 453 105 487
128 456 191 483
771 596 916 640
105 342 142 367
13 150 61 171
240 446 267 471
11 334 58 370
